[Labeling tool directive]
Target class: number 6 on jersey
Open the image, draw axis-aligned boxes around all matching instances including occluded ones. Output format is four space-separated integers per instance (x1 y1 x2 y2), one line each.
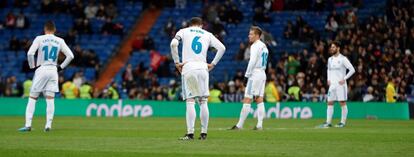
191 36 202 54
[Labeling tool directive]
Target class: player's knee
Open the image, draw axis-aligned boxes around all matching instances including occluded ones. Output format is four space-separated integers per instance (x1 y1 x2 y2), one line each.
327 101 334 105
186 98 196 103
43 91 55 99
339 101 346 106
29 92 40 99
29 96 38 100
255 97 264 103
199 97 208 104
46 96 54 99
243 97 252 104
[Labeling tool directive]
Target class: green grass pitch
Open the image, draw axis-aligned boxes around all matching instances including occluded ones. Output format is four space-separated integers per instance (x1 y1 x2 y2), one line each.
0 117 413 157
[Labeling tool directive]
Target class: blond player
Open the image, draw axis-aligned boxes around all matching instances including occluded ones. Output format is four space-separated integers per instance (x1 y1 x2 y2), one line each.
18 21 74 132
230 26 269 130
170 17 225 140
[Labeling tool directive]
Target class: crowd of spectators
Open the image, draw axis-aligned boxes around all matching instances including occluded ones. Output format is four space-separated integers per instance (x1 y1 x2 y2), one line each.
126 0 413 103
257 0 413 102
253 0 363 12
0 0 129 97
2 11 30 29
284 16 320 42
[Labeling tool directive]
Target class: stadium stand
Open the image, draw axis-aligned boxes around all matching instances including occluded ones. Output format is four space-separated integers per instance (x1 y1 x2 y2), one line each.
0 0 143 97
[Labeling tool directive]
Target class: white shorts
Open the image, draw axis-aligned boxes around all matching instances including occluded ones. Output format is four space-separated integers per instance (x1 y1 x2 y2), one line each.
31 66 59 93
327 84 348 101
181 69 209 100
244 70 266 98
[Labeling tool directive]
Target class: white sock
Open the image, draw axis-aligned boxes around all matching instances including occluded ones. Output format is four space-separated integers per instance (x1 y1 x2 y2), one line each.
45 99 55 129
236 104 251 128
256 102 265 128
199 100 209 134
186 101 196 134
341 105 348 124
25 98 37 127
326 105 334 124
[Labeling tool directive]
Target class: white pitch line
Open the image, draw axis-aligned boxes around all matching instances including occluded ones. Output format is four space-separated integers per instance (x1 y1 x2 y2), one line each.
211 127 319 131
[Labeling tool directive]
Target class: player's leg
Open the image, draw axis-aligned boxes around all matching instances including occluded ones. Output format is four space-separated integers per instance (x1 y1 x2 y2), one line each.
179 98 196 140
254 79 266 130
230 79 253 130
335 85 347 127
198 70 209 139
318 100 334 128
324 101 334 127
336 101 347 128
18 92 40 132
233 97 252 129
319 87 336 128
254 96 265 130
179 73 196 140
199 97 209 140
19 70 44 132
43 69 59 131
44 91 55 131
318 92 334 128
26 94 39 127
232 79 254 129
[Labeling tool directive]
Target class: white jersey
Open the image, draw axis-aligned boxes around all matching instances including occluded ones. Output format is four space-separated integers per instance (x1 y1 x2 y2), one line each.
245 40 269 78
27 34 74 94
327 53 355 87
27 34 74 69
174 26 225 74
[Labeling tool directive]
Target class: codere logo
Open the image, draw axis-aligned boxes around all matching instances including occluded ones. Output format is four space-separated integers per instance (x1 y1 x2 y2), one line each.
269 103 312 119
252 103 313 119
86 100 153 117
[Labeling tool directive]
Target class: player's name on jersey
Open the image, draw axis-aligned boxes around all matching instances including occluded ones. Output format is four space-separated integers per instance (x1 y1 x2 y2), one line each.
190 29 204 34
41 38 59 45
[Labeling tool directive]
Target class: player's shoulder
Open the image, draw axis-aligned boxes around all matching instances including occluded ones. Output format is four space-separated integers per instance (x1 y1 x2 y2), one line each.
52 35 64 41
52 35 66 44
176 27 191 37
258 40 267 47
177 27 187 32
203 30 215 39
328 56 333 61
339 53 350 60
37 34 64 41
200 28 212 35
178 27 195 33
34 35 46 40
33 35 50 42
252 40 266 48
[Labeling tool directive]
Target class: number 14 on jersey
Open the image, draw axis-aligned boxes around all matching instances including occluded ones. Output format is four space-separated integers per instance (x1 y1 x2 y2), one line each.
42 46 58 61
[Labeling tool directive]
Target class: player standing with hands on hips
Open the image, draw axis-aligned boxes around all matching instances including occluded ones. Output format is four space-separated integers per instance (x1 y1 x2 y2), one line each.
170 17 226 140
18 21 74 132
319 41 355 128
230 26 269 130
